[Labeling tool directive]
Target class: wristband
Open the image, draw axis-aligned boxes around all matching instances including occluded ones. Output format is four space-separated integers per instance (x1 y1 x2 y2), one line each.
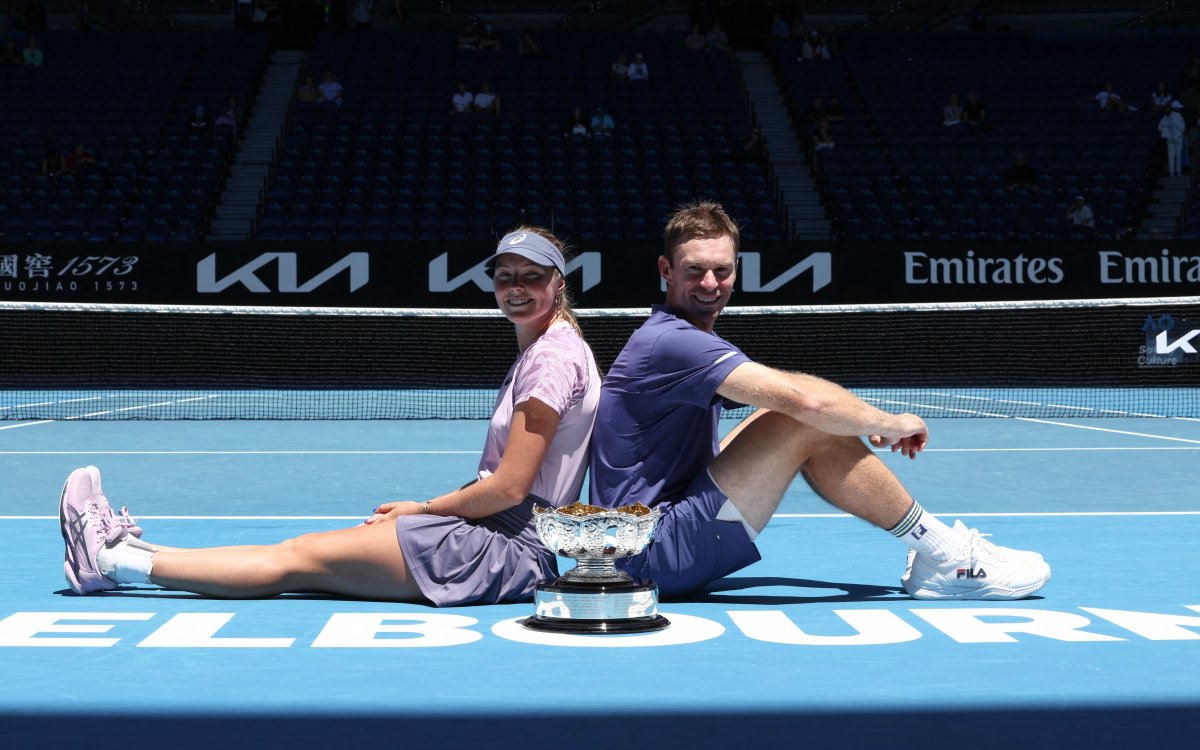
421 501 431 514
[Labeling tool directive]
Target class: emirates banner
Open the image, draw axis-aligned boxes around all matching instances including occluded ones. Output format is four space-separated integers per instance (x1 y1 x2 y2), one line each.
1 241 1197 307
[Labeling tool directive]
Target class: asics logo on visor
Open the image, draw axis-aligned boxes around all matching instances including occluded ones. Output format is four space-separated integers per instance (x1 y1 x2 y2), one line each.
508 233 527 245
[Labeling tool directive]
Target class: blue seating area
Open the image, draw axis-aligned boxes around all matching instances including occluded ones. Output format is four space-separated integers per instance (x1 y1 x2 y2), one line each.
774 29 1198 240
2 25 1195 245
254 30 780 241
0 31 269 242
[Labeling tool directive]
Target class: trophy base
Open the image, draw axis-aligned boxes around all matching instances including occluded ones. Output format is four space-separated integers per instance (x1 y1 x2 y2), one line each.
522 577 670 634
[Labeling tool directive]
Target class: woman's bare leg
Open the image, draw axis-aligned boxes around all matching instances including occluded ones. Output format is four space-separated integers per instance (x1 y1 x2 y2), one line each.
147 519 423 601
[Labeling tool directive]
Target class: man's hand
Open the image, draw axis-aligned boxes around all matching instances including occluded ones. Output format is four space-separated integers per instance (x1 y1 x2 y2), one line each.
868 414 929 459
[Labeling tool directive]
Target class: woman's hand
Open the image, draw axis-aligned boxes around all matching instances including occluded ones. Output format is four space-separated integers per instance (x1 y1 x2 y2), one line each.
363 501 423 525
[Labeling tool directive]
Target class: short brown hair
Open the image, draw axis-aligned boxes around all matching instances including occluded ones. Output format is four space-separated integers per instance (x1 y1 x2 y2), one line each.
662 201 740 262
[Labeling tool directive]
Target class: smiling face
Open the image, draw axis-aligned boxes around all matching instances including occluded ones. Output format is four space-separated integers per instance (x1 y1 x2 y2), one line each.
492 254 563 331
659 235 737 332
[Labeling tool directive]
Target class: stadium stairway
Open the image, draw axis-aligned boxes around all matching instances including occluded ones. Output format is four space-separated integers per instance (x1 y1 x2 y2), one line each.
209 49 306 241
735 51 831 241
1137 174 1193 239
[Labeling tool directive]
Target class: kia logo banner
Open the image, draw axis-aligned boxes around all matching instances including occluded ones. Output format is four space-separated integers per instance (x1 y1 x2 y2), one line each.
1 242 1197 307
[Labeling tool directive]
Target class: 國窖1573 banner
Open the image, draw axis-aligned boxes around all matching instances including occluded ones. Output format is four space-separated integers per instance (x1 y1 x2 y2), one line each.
0 241 1197 307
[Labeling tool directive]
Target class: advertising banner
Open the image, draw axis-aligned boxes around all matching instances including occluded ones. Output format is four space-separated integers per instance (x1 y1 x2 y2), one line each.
1 241 1197 307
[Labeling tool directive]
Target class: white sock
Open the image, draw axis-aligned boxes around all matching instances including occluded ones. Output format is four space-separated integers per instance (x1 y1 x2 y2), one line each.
887 501 965 562
97 536 157 585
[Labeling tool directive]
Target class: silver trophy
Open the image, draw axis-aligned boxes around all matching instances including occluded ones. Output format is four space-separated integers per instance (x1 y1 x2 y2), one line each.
522 503 669 634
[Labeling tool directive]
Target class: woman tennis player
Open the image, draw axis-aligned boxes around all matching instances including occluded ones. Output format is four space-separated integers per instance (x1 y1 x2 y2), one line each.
57 228 601 605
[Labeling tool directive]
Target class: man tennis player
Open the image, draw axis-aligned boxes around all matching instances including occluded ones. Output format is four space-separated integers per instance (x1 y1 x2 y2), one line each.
588 202 1050 599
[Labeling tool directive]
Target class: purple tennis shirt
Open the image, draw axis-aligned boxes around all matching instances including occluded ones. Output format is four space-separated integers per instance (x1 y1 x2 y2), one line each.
589 304 751 508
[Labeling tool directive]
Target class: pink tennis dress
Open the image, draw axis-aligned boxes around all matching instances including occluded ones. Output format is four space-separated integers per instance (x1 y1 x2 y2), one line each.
395 322 600 605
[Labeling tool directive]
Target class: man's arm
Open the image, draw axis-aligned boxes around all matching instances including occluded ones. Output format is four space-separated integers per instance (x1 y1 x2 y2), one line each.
716 361 928 457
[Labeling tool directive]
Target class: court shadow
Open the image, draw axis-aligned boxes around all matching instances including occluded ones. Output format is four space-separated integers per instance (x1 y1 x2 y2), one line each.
668 576 907 605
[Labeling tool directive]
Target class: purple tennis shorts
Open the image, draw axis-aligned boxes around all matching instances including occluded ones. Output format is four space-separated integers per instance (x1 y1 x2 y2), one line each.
617 470 761 597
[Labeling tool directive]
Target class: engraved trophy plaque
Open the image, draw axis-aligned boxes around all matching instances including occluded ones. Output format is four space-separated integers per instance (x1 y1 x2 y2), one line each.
522 503 669 634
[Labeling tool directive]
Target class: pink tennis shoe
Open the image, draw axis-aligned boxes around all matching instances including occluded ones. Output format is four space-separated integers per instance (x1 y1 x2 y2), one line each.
59 466 127 594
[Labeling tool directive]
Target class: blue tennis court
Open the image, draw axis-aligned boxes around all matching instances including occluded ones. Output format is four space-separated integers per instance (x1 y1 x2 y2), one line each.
2 391 1198 748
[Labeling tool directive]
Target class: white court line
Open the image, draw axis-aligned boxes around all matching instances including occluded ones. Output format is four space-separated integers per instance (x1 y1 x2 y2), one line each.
5 511 1200 521
772 511 1200 518
0 420 55 431
2 515 367 521
877 392 1200 422
0 395 224 429
0 396 105 411
1013 417 1200 444
0 446 480 453
2 444 1200 456
881 446 1200 452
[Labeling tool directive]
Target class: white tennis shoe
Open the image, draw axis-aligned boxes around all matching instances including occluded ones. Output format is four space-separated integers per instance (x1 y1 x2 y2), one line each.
901 520 1050 600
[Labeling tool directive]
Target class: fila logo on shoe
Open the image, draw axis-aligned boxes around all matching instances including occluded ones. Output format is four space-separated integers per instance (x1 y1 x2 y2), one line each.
956 567 987 579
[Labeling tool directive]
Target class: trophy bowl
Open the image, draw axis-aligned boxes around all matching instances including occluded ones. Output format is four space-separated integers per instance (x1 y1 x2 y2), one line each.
523 503 670 634
532 502 660 582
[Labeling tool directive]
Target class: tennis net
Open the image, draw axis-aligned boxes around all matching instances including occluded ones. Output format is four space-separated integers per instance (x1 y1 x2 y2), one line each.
1 297 1198 420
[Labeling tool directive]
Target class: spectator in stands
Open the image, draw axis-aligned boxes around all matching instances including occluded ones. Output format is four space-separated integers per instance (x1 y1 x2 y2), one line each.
236 0 253 30
963 90 988 131
564 107 590 139
317 71 344 106
1184 56 1200 89
58 229 603 611
41 148 64 177
189 105 208 132
22 0 47 29
351 0 372 30
251 1 270 26
628 53 649 82
767 13 790 40
390 0 408 29
705 21 729 53
1092 81 1126 112
518 29 541 57
741 125 766 165
457 21 480 51
1159 100 1187 178
451 82 473 114
215 96 241 134
1180 82 1200 163
590 106 614 137
1065 196 1096 237
803 96 827 127
1003 153 1038 191
824 94 846 123
23 36 43 67
1151 81 1173 113
297 76 317 103
801 31 831 61
943 93 963 127
63 143 95 175
1 39 21 67
812 118 835 152
966 0 987 31
685 24 707 52
610 52 629 80
474 82 500 114
479 23 502 52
